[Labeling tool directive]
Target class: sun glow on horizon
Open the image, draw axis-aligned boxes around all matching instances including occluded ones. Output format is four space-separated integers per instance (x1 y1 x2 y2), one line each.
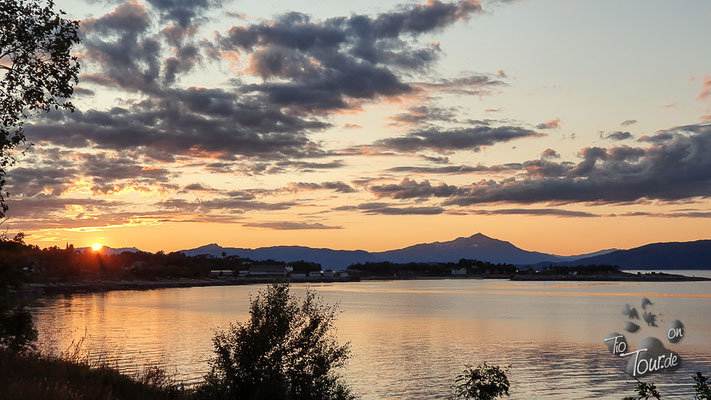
91 243 103 251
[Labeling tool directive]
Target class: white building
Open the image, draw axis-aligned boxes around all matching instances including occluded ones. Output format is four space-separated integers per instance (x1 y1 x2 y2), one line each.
451 267 467 276
209 269 234 279
248 264 290 277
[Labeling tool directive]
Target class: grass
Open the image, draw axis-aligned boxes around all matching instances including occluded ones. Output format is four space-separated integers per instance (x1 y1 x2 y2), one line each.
0 350 191 400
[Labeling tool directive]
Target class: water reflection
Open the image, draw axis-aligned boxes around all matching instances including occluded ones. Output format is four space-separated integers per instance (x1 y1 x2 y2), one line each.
31 279 711 399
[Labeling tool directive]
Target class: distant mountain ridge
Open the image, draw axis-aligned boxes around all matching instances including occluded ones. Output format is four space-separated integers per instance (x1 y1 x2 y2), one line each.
76 246 143 255
182 243 379 268
545 240 711 270
180 233 621 270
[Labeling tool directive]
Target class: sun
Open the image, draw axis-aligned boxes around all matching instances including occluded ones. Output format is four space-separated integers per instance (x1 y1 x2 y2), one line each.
91 243 103 251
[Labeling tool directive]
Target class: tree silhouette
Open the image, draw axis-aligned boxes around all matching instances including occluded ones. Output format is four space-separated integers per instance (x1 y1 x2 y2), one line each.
450 363 510 400
1 0 80 217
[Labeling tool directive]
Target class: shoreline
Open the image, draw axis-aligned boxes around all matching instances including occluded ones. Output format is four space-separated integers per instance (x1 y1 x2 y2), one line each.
19 276 357 295
18 271 710 296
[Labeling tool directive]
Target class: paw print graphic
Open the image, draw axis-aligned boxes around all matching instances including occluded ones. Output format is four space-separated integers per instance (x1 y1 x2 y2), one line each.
603 297 685 378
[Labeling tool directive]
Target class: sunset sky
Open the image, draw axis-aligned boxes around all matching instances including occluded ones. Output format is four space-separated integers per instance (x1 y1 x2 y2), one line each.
6 0 711 255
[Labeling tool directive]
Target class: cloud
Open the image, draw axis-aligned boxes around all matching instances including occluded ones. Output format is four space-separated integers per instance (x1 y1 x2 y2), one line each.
621 119 638 126
81 0 151 34
369 178 460 199
27 87 331 161
156 197 295 212
389 105 458 126
80 1 163 93
373 125 543 153
442 124 711 205
699 75 711 100
219 1 486 112
535 118 561 130
243 221 343 230
605 131 633 141
335 202 445 215
287 181 356 193
145 0 221 27
6 150 175 197
413 73 507 96
541 148 560 159
385 163 522 174
468 208 598 217
3 195 124 219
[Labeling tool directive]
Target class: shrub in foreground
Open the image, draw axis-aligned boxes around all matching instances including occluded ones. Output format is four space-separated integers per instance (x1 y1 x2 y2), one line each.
196 283 355 400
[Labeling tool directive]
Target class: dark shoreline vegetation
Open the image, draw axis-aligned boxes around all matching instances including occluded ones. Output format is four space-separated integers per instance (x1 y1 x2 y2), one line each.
1 234 707 296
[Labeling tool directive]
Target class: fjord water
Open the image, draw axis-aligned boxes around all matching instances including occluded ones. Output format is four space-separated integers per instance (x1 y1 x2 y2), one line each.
32 278 711 399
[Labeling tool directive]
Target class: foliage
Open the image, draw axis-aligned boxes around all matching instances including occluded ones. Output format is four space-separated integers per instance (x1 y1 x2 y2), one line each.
693 372 711 400
622 380 661 400
0 350 189 400
196 283 355 400
348 259 517 278
0 233 36 353
450 363 510 400
1 0 80 217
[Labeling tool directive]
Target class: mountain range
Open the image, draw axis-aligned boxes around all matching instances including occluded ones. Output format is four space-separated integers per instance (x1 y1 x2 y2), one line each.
181 233 711 270
91 233 710 270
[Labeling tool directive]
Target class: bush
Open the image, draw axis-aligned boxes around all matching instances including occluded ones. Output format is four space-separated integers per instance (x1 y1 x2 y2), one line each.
196 283 355 400
450 362 510 400
693 372 711 400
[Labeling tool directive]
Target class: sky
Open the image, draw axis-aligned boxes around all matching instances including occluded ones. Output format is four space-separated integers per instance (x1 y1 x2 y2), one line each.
5 0 711 255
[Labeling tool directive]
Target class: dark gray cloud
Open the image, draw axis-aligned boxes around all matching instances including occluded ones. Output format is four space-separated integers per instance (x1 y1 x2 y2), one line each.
386 163 522 174
335 202 444 215
183 183 215 192
3 195 123 219
27 87 330 161
413 73 507 96
81 1 163 93
443 124 711 205
605 131 633 141
289 182 356 194
6 150 175 197
389 105 458 126
220 1 485 112
146 0 220 27
370 178 459 199
156 197 295 212
202 159 346 175
32 0 497 173
374 125 543 153
368 124 711 206
621 119 638 126
541 148 560 159
5 166 78 197
243 221 343 230
468 208 598 217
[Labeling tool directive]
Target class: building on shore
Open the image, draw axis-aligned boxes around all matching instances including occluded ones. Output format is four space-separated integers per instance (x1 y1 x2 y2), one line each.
209 269 234 279
248 264 292 277
451 267 467 276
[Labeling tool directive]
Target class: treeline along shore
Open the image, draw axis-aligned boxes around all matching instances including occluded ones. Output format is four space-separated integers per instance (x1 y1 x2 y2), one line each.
2 234 708 297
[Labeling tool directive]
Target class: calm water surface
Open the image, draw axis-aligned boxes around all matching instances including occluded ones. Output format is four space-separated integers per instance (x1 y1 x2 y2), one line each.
31 277 711 399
